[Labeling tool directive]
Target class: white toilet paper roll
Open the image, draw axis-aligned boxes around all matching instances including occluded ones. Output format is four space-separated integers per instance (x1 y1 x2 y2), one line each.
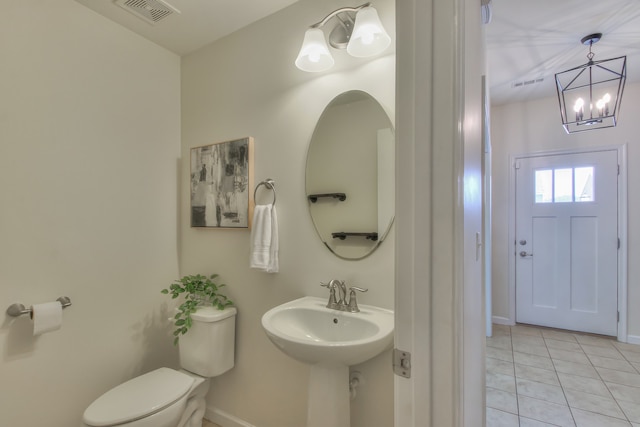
32 301 63 336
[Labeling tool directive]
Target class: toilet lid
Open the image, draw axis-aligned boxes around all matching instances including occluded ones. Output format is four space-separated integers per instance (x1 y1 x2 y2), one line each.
83 368 194 427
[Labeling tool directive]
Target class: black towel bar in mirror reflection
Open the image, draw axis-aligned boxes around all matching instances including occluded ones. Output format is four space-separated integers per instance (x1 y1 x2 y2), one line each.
332 232 378 241
308 193 347 203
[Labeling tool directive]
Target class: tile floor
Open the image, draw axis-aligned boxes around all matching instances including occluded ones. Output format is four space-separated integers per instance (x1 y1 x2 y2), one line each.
487 323 640 426
203 324 640 427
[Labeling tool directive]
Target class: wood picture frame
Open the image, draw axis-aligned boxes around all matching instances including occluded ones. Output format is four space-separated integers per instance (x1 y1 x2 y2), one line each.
190 137 254 228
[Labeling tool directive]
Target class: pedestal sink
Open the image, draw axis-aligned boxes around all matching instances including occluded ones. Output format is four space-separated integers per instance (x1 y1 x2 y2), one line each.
261 296 394 427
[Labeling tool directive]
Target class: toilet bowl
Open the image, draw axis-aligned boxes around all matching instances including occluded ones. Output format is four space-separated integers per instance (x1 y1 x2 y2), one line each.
82 306 236 427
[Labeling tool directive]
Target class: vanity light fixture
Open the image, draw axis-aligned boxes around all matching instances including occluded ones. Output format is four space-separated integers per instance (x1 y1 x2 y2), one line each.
555 33 626 133
295 3 391 72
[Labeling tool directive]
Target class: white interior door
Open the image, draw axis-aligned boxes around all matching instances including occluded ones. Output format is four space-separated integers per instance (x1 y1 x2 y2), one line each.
515 150 618 336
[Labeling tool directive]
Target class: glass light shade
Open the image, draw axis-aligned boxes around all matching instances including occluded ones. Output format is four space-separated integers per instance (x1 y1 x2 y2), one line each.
346 6 391 58
295 28 334 72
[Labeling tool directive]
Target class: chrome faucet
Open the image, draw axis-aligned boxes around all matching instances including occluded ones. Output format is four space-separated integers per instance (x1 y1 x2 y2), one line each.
331 279 347 305
321 280 368 312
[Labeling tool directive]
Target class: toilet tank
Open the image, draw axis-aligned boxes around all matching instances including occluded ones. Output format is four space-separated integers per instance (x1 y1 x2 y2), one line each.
179 306 237 377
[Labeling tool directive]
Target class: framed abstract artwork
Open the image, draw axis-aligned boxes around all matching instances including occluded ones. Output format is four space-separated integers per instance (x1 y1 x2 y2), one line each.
190 137 253 228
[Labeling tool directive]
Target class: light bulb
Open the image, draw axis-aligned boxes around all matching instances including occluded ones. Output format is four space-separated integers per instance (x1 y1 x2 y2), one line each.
295 28 334 72
346 6 391 58
603 93 611 103
573 98 584 112
596 99 606 109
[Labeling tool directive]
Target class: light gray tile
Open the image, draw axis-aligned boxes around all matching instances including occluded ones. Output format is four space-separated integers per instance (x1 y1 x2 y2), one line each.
549 347 591 365
493 324 512 335
557 372 610 397
581 343 624 359
487 371 516 393
618 399 640 424
486 407 520 427
564 388 626 419
516 363 560 386
516 377 566 404
571 408 631 427
621 350 640 363
513 341 550 358
597 367 640 387
487 356 515 376
545 338 582 352
574 334 616 348
607 382 640 404
488 346 514 362
552 359 599 379
588 355 636 373
542 329 579 343
514 351 554 371
486 387 518 414
512 325 544 337
613 341 640 354
519 417 560 427
488 334 513 350
517 395 575 427
513 334 546 347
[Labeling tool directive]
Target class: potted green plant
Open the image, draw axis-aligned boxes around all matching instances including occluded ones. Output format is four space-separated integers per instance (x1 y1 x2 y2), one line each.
161 273 233 345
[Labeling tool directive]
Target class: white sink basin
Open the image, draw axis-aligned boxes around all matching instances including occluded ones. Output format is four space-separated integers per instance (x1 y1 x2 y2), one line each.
261 296 394 366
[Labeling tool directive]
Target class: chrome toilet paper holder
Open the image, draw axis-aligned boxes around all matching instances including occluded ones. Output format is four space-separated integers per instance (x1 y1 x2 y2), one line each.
6 296 72 317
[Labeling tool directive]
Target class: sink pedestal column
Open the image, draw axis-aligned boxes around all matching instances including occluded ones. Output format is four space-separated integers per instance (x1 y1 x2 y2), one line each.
307 363 350 427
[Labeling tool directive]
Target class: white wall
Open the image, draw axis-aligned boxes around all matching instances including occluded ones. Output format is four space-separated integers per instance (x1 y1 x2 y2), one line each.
490 82 640 339
180 0 396 426
0 1 181 425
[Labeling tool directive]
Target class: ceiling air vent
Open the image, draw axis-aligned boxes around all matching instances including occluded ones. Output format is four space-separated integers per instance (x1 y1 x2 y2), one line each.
115 0 180 25
511 77 545 89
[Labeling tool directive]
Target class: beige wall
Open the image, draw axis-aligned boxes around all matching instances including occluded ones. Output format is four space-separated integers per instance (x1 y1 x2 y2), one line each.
180 0 396 426
490 82 640 339
0 1 181 425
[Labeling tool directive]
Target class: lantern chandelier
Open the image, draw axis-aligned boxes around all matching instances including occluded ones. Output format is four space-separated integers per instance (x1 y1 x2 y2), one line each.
295 3 391 73
555 33 627 134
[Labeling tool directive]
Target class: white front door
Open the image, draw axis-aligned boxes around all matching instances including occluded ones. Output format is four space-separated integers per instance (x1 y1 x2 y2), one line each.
515 150 618 336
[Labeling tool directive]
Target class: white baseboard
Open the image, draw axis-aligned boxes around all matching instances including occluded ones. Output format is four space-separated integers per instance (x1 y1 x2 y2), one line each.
626 335 640 345
205 406 256 427
492 316 514 326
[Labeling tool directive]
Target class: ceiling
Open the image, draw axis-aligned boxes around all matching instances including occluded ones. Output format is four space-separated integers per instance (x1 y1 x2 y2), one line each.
75 0 300 55
486 0 640 105
75 0 640 105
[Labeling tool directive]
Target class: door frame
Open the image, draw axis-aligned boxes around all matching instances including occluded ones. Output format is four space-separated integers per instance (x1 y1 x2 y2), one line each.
506 144 628 342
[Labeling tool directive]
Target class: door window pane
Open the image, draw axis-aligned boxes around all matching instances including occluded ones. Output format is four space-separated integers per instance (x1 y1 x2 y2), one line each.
575 167 594 202
554 168 573 203
535 170 553 203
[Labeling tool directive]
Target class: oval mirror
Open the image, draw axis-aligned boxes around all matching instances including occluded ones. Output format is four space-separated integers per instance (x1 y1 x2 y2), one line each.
306 90 395 260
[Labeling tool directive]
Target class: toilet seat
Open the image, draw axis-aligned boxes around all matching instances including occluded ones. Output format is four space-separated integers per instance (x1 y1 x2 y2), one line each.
83 368 194 427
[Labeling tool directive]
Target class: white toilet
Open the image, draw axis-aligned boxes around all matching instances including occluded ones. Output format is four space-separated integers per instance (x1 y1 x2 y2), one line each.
82 306 237 427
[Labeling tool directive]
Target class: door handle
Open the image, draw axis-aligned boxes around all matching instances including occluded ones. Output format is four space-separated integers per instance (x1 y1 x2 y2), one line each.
519 251 533 258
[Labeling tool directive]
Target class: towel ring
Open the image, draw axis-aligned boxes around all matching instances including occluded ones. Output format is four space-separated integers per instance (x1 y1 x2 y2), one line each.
254 179 276 205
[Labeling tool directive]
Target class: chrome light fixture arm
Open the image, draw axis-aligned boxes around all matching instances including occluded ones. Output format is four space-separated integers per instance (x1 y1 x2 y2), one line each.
310 3 371 29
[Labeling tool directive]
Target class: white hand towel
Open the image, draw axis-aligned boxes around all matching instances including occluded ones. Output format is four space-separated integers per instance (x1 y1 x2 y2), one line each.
250 204 279 273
